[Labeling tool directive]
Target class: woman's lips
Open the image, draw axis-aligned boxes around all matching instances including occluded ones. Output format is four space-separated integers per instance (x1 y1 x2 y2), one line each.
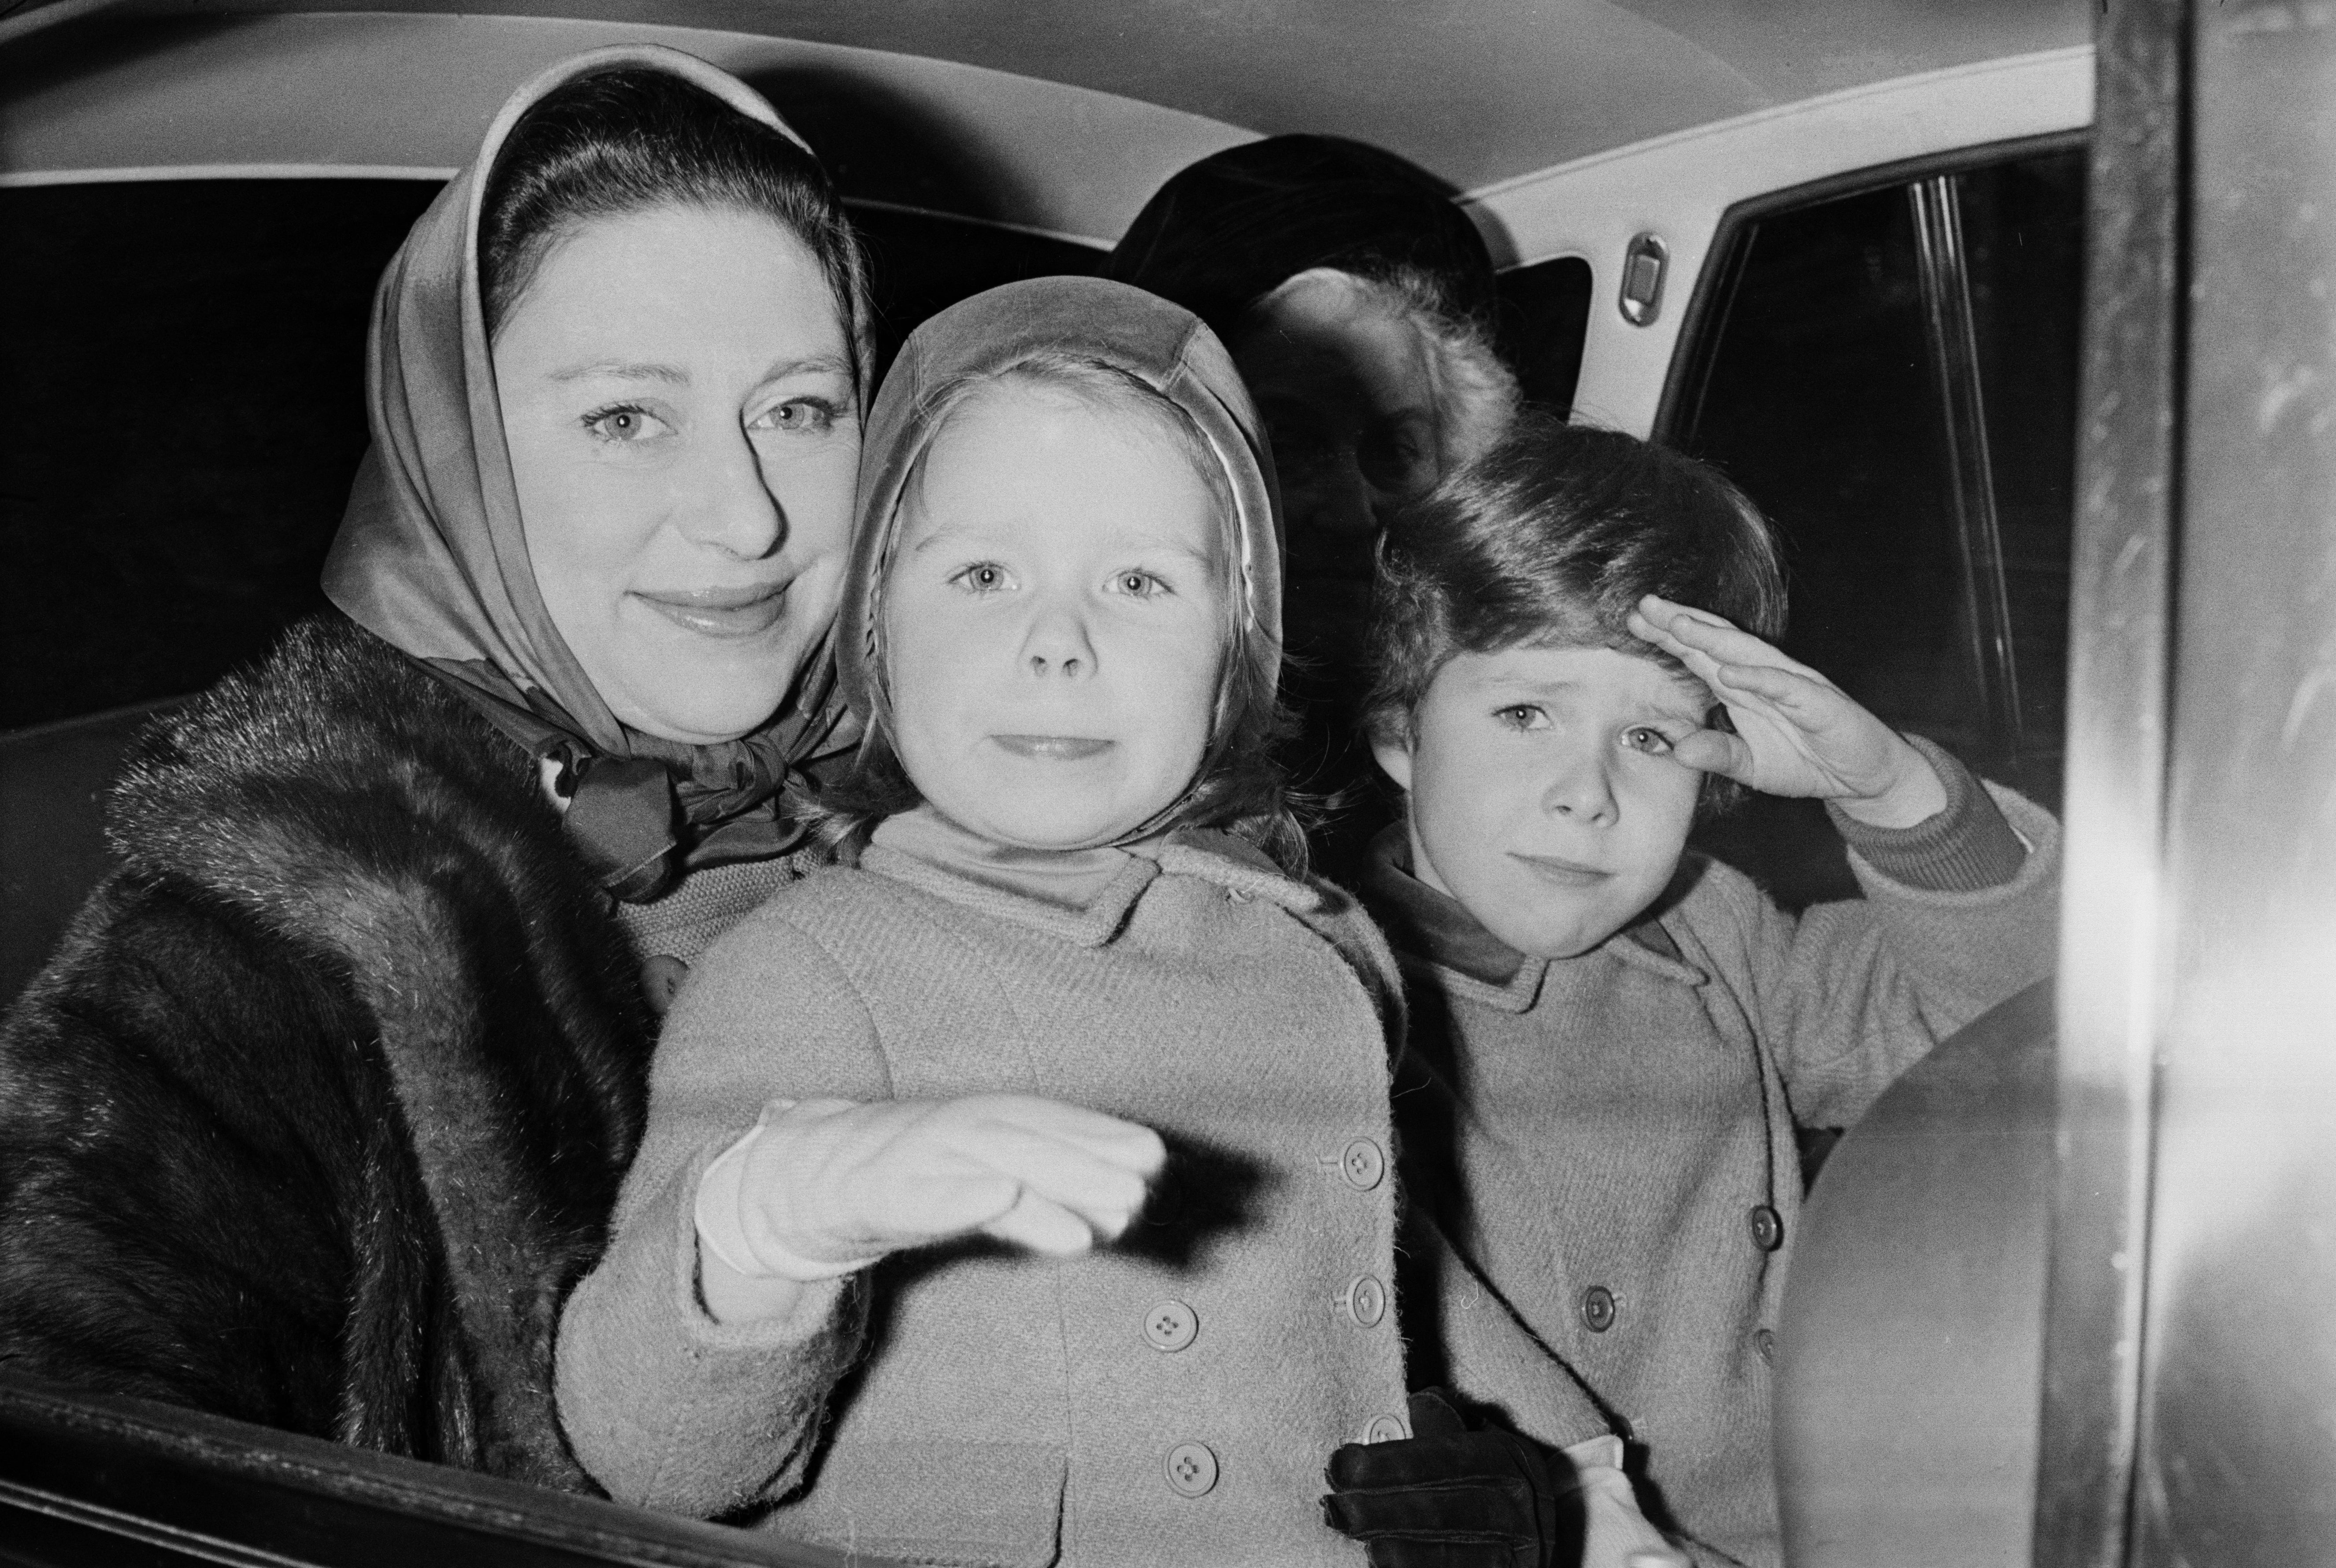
1510 852 1609 888
992 735 1114 762
631 581 791 638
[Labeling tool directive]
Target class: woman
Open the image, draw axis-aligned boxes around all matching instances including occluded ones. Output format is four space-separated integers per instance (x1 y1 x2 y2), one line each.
1104 136 1518 880
0 48 868 1489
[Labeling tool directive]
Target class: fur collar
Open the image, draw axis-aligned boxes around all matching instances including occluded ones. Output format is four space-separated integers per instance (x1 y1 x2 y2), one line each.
62 613 652 1483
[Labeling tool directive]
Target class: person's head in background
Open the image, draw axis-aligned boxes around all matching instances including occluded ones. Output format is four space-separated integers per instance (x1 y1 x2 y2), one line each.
1105 135 1518 672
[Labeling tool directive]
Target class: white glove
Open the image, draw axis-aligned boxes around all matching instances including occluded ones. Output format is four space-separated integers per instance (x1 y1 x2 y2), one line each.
695 1094 1166 1283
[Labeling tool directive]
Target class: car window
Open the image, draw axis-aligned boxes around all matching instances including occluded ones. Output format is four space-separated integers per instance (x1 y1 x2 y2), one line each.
1959 150 2084 807
0 181 1101 734
0 179 443 733
1664 142 2086 907
1497 254 1592 417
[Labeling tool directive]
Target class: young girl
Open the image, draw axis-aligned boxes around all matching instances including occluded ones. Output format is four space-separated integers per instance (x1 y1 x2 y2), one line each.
1352 417 2061 1568
556 277 1427 1566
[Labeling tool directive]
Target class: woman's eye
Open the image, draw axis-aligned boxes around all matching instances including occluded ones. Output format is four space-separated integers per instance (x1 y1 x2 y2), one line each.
1494 704 1549 731
1114 570 1167 598
752 398 838 435
582 404 671 444
1622 725 1676 756
952 562 1012 595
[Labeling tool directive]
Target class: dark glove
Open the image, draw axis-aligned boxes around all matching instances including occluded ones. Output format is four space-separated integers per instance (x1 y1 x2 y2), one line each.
1322 1389 1588 1568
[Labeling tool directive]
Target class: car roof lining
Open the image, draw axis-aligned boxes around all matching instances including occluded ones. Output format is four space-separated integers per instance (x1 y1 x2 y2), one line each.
3 0 2091 243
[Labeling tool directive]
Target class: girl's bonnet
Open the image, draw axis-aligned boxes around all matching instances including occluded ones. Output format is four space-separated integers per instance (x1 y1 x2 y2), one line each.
837 276 1284 845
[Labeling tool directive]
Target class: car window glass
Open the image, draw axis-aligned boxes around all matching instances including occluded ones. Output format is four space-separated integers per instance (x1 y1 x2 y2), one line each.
1960 148 2084 806
0 180 443 732
0 182 1101 732
1668 145 2085 907
1498 254 1591 417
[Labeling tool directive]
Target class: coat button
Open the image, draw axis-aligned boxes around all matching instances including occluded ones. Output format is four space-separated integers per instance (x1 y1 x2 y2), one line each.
1143 1299 1199 1353
1340 1275 1387 1328
1581 1285 1617 1333
1748 1204 1784 1252
1164 1442 1218 1497
1340 1139 1386 1190
1756 1328 1777 1363
1362 1414 1409 1444
640 954 690 1016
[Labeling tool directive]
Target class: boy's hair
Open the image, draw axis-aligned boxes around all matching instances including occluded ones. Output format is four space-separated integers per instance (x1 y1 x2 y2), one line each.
1365 413 1787 810
808 353 1306 870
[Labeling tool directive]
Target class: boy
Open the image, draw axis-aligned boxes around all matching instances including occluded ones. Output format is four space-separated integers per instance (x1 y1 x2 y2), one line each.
1349 417 2058 1568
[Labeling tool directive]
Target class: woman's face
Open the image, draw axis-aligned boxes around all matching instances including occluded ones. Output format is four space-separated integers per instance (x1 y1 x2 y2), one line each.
1233 268 1442 662
494 203 860 744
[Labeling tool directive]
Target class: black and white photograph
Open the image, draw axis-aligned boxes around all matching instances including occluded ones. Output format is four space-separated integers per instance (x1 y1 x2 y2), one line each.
0 1 2327 1564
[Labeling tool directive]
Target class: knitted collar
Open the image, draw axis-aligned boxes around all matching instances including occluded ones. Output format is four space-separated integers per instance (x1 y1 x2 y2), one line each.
866 810 1318 949
871 806 1145 914
1359 824 1694 1009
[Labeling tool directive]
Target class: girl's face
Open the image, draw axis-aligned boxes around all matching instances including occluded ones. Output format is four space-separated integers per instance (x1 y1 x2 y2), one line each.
494 203 860 744
883 381 1229 851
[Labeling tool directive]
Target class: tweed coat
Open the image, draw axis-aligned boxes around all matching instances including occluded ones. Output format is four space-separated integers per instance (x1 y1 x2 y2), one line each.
0 614 669 1482
556 832 1435 1567
1363 751 2061 1568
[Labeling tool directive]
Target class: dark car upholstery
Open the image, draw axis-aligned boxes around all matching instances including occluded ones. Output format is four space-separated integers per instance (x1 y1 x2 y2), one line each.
0 699 178 1002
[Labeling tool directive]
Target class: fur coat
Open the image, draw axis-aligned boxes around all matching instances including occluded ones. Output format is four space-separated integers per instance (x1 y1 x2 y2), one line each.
0 613 652 1487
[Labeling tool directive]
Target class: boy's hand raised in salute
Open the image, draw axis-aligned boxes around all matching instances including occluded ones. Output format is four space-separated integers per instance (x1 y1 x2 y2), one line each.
1626 594 1947 829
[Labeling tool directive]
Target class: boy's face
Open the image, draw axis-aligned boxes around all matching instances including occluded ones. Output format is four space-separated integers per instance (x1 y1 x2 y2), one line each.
883 382 1228 850
1374 643 1709 959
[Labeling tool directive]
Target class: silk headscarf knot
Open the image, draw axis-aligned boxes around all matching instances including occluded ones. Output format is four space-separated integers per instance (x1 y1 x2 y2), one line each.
320 45 859 902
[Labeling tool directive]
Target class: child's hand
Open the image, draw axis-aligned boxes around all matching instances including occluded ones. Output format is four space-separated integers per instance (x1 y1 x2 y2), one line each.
1626 595 1947 828
722 1094 1167 1278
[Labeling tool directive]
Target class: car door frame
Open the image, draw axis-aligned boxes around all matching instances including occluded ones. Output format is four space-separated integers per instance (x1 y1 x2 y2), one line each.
1651 126 2091 786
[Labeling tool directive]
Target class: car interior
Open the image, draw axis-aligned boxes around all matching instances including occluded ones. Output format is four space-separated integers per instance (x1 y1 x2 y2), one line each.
4 0 2325 1562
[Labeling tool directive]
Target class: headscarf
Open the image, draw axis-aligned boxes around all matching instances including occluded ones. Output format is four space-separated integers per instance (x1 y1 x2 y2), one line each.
838 276 1282 846
1102 134 1498 343
322 45 858 902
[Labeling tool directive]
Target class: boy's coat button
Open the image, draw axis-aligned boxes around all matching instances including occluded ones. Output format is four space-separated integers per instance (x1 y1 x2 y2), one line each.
1143 1300 1199 1352
1340 1275 1388 1327
1361 1413 1409 1444
1581 1285 1618 1332
1164 1442 1218 1496
1748 1204 1784 1251
1340 1139 1386 1189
